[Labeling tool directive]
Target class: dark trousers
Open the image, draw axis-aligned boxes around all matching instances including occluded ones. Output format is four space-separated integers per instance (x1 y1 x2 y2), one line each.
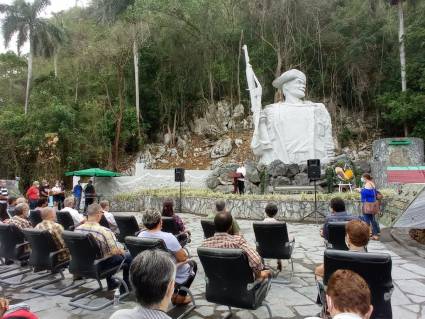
176 260 197 296
237 180 245 194
29 200 38 210
100 252 132 288
0 203 8 221
362 214 380 235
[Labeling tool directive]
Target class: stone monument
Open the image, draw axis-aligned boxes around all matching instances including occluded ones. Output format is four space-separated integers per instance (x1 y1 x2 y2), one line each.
243 45 334 165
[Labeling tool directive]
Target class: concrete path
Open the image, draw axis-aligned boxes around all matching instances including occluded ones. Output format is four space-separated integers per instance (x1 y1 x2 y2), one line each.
2 213 425 318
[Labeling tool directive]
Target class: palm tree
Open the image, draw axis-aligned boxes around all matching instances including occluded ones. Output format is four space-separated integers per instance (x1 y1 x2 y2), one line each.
0 0 64 114
91 0 149 136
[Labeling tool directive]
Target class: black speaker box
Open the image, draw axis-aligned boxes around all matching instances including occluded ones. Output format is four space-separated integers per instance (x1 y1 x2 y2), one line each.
175 168 185 182
307 159 321 181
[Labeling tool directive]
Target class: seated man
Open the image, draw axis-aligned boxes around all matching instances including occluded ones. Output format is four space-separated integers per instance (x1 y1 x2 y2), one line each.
6 196 17 218
306 269 373 319
60 196 85 227
263 203 279 223
321 197 355 240
35 207 70 262
99 200 118 233
315 219 370 278
75 203 132 290
138 209 197 305
202 211 271 280
5 203 32 229
110 250 176 319
207 200 240 235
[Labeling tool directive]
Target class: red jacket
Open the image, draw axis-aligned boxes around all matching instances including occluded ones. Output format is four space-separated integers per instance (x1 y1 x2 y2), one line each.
26 186 40 201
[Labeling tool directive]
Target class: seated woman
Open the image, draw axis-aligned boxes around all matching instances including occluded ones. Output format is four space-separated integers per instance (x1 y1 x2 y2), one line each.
315 219 369 278
162 198 191 243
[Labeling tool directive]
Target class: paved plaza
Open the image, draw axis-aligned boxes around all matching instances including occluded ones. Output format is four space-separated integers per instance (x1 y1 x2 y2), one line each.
2 213 425 319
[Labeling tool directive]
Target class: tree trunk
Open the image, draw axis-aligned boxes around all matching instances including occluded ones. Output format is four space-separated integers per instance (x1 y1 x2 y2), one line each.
53 52 58 78
113 66 125 170
133 39 141 137
237 30 243 105
74 73 79 103
24 40 33 115
397 1 408 136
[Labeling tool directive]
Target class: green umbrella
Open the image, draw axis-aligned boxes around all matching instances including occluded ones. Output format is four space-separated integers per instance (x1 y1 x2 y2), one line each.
65 168 121 177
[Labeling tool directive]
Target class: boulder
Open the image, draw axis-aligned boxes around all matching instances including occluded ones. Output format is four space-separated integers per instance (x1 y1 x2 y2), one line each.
206 175 220 189
168 148 178 157
272 176 291 186
214 185 235 194
293 173 309 186
245 160 260 184
353 160 371 174
210 159 224 170
210 138 233 159
201 125 222 140
245 181 261 194
267 160 287 177
234 138 243 147
232 104 245 121
163 133 172 145
299 163 308 173
286 163 300 178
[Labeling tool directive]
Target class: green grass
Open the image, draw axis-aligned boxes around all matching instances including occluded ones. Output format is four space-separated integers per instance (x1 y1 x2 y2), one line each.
114 187 396 202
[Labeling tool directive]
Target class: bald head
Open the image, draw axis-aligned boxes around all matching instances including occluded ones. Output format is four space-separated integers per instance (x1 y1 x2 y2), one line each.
41 207 56 221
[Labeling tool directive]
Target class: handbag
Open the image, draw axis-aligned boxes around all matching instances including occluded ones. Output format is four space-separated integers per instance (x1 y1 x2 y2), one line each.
363 189 380 214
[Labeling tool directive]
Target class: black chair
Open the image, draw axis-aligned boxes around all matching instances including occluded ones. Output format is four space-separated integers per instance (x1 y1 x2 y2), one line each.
323 249 393 319
62 231 130 311
253 222 295 281
125 236 167 258
326 221 349 250
28 210 42 227
0 202 9 221
125 236 196 319
115 215 140 243
99 214 110 229
57 211 76 231
162 216 190 247
197 247 272 318
0 224 32 282
23 228 85 295
201 219 216 239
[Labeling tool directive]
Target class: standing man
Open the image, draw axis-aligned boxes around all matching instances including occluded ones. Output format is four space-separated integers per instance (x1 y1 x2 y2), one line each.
72 180 83 212
0 180 9 221
84 180 96 213
236 162 246 195
26 181 40 210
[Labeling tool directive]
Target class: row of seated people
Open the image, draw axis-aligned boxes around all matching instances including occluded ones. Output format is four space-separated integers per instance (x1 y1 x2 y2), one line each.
1 197 392 318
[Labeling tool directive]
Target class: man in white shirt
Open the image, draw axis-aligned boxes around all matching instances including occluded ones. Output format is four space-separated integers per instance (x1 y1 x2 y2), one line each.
306 269 373 319
99 200 118 232
60 196 85 226
236 162 246 195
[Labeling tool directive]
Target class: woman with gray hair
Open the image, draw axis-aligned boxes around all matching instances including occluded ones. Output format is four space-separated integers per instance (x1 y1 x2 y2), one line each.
110 250 176 319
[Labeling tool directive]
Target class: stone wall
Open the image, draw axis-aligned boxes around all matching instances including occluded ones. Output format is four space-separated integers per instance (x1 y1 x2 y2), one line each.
110 194 366 222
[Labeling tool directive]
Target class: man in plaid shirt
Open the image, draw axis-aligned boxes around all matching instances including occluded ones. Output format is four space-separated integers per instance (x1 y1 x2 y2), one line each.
202 212 271 280
75 203 132 290
35 207 70 262
5 203 32 229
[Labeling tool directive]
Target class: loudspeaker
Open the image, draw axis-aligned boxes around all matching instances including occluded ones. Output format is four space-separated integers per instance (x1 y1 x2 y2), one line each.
307 159 321 181
175 168 185 182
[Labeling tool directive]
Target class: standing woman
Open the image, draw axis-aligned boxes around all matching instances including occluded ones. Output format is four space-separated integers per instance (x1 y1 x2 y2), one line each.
358 173 380 240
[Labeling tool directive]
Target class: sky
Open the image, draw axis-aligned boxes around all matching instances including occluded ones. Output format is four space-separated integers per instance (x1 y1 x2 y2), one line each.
0 0 89 54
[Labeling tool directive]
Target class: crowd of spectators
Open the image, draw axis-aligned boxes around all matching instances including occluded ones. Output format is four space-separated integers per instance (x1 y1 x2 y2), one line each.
0 177 380 319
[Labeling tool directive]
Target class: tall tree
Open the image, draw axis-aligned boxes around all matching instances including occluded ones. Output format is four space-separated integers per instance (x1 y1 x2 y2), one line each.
0 0 63 114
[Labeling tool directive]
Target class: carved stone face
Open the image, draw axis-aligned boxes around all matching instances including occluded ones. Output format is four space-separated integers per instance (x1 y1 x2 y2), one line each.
282 77 306 100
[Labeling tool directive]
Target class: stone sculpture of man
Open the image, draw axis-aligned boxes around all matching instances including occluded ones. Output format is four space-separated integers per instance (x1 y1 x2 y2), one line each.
243 45 334 165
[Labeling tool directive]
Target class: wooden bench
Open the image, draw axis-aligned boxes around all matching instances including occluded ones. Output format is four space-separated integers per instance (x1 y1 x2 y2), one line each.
273 185 322 194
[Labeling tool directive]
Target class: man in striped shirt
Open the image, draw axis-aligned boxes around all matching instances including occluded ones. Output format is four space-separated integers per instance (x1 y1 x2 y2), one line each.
202 211 271 280
35 207 70 262
110 250 175 319
75 203 132 290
